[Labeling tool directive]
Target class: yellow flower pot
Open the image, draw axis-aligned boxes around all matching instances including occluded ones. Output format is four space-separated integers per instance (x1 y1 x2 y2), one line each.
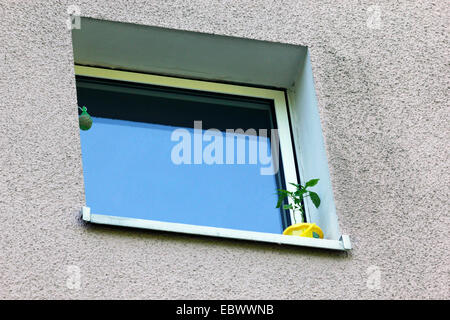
283 223 324 239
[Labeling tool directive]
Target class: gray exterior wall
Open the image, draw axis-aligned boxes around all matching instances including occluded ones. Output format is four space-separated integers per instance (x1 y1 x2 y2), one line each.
0 0 448 299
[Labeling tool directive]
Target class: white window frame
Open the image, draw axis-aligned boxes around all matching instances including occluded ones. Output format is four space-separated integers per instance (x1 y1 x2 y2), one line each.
76 65 351 251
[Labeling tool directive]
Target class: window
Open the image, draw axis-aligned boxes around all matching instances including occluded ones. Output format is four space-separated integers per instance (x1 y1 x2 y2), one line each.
76 66 302 229
72 18 351 251
76 66 350 251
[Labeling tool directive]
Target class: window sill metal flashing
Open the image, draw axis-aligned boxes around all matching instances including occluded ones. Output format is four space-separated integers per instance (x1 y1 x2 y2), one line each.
81 207 351 251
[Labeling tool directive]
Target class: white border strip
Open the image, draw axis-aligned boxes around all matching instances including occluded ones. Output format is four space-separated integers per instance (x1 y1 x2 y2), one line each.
81 207 350 251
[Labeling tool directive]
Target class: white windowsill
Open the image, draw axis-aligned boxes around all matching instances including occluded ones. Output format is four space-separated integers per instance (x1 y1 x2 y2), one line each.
81 207 351 251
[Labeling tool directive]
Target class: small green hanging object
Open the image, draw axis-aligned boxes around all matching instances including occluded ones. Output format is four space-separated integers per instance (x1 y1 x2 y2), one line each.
78 106 92 131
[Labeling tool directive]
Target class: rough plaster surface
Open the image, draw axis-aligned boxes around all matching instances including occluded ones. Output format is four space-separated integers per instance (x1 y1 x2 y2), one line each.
0 0 448 299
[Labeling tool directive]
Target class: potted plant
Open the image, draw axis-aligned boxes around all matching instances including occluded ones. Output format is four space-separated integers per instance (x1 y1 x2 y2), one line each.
276 179 323 239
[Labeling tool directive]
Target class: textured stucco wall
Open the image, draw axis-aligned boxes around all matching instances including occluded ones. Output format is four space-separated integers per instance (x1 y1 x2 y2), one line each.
0 0 448 299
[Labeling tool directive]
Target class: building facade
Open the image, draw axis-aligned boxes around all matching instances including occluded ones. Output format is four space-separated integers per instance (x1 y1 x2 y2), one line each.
0 1 448 299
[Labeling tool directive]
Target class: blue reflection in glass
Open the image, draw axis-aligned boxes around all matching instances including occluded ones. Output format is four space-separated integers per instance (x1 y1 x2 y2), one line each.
80 117 283 234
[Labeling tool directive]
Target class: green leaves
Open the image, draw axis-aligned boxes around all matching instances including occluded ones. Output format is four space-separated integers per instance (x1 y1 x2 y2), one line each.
305 178 319 188
309 191 321 208
276 189 291 208
276 178 321 219
276 193 286 208
305 179 320 208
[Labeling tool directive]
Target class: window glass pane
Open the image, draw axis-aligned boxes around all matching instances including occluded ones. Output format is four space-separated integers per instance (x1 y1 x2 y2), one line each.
77 77 286 234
